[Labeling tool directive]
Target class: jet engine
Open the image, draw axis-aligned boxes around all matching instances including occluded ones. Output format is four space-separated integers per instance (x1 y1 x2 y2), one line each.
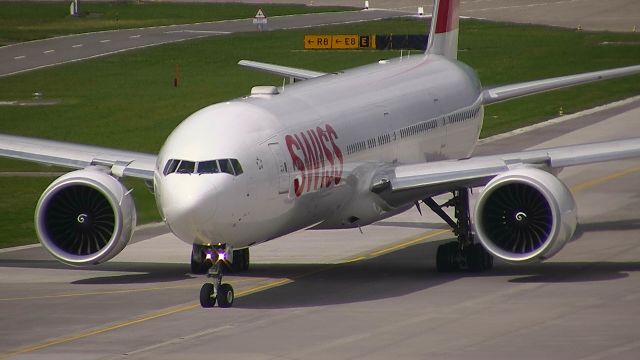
35 167 137 266
474 167 577 263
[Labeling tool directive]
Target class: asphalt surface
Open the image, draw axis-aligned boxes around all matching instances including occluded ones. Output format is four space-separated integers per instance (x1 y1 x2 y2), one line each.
0 9 403 77
1 97 640 359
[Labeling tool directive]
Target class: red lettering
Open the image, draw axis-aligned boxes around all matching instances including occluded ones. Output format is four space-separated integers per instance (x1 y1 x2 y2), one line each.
308 129 325 190
286 135 305 197
325 124 343 184
299 132 318 192
286 123 344 197
317 126 334 187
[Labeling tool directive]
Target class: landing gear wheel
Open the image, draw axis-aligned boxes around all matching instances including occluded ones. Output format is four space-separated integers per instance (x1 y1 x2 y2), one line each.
467 244 494 272
436 241 460 272
200 283 216 308
217 283 234 308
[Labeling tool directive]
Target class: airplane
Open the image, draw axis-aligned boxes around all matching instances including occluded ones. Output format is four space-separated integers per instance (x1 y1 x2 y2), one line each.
1 0 640 308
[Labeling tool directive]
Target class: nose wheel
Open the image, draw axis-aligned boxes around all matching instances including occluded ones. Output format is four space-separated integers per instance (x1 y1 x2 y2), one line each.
199 247 235 308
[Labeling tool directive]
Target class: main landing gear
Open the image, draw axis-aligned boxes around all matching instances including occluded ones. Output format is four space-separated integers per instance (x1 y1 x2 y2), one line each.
199 245 235 308
422 188 493 273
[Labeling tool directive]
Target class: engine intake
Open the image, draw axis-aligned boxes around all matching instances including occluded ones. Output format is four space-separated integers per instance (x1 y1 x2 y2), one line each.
474 167 577 263
35 167 137 266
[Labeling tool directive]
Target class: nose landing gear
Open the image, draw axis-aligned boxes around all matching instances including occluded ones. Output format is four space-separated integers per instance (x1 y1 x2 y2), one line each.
199 246 235 308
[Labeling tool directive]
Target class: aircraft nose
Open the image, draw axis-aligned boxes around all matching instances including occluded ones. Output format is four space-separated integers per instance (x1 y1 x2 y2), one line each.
159 175 218 242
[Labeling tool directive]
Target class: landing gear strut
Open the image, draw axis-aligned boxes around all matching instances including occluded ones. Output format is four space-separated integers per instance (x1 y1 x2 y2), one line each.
200 245 235 308
423 188 493 272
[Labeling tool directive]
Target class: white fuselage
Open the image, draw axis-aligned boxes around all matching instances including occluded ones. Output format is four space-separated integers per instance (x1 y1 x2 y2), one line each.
154 54 484 249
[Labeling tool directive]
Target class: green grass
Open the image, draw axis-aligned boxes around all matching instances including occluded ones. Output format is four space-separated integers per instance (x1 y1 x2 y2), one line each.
0 1 352 46
0 18 639 248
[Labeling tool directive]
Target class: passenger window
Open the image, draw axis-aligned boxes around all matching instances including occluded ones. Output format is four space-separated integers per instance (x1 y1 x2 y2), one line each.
230 159 243 175
198 160 219 174
219 159 234 175
163 159 179 176
176 160 195 174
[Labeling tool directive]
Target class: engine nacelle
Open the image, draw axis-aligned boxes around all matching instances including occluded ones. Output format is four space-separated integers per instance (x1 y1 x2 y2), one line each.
35 167 137 266
474 167 577 263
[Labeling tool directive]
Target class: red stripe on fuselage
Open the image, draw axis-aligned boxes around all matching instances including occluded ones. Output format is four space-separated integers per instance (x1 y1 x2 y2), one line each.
435 0 460 34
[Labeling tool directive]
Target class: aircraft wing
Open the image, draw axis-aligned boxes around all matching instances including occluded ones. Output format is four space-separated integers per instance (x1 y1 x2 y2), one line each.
238 60 326 81
482 64 640 105
0 134 156 180
372 138 640 203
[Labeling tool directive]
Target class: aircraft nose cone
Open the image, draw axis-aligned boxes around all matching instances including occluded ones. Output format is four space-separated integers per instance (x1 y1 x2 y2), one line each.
159 175 218 242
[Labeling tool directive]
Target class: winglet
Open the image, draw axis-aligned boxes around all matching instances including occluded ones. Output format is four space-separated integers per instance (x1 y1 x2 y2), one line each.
426 0 460 59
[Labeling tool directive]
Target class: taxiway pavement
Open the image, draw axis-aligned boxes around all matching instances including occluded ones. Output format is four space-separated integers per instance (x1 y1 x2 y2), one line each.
1 97 640 359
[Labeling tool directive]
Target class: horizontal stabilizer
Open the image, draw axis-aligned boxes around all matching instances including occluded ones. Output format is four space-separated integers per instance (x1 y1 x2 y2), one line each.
482 64 640 105
238 60 326 81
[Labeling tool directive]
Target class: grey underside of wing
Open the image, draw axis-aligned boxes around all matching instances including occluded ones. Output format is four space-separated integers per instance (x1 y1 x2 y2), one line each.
0 134 157 180
482 64 640 105
375 138 640 201
238 60 326 81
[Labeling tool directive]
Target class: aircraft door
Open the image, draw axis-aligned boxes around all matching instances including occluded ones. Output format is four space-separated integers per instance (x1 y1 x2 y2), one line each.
268 143 290 194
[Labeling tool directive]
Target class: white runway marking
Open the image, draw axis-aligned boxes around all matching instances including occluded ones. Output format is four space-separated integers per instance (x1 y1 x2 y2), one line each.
43 50 55 54
164 30 231 34
14 55 25 60
72 44 83 48
99 39 111 43
128 35 141 38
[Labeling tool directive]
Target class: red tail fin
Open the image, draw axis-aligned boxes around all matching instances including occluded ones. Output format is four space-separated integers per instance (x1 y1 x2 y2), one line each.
426 0 460 59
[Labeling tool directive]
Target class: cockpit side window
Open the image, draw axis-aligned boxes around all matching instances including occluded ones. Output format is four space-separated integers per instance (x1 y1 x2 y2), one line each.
218 159 234 175
163 159 180 176
230 159 243 175
197 160 219 174
176 160 195 174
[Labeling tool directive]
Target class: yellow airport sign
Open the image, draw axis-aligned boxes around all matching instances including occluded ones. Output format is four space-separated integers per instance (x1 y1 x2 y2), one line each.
304 35 332 49
304 34 374 49
331 35 359 49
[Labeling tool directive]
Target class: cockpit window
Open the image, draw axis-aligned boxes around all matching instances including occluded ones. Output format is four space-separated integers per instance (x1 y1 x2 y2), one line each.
218 159 234 175
163 158 243 176
230 159 243 175
197 160 219 174
163 159 180 176
176 160 195 174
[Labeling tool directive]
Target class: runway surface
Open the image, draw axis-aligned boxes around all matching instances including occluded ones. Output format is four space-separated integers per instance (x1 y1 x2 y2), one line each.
0 8 402 78
1 96 640 359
